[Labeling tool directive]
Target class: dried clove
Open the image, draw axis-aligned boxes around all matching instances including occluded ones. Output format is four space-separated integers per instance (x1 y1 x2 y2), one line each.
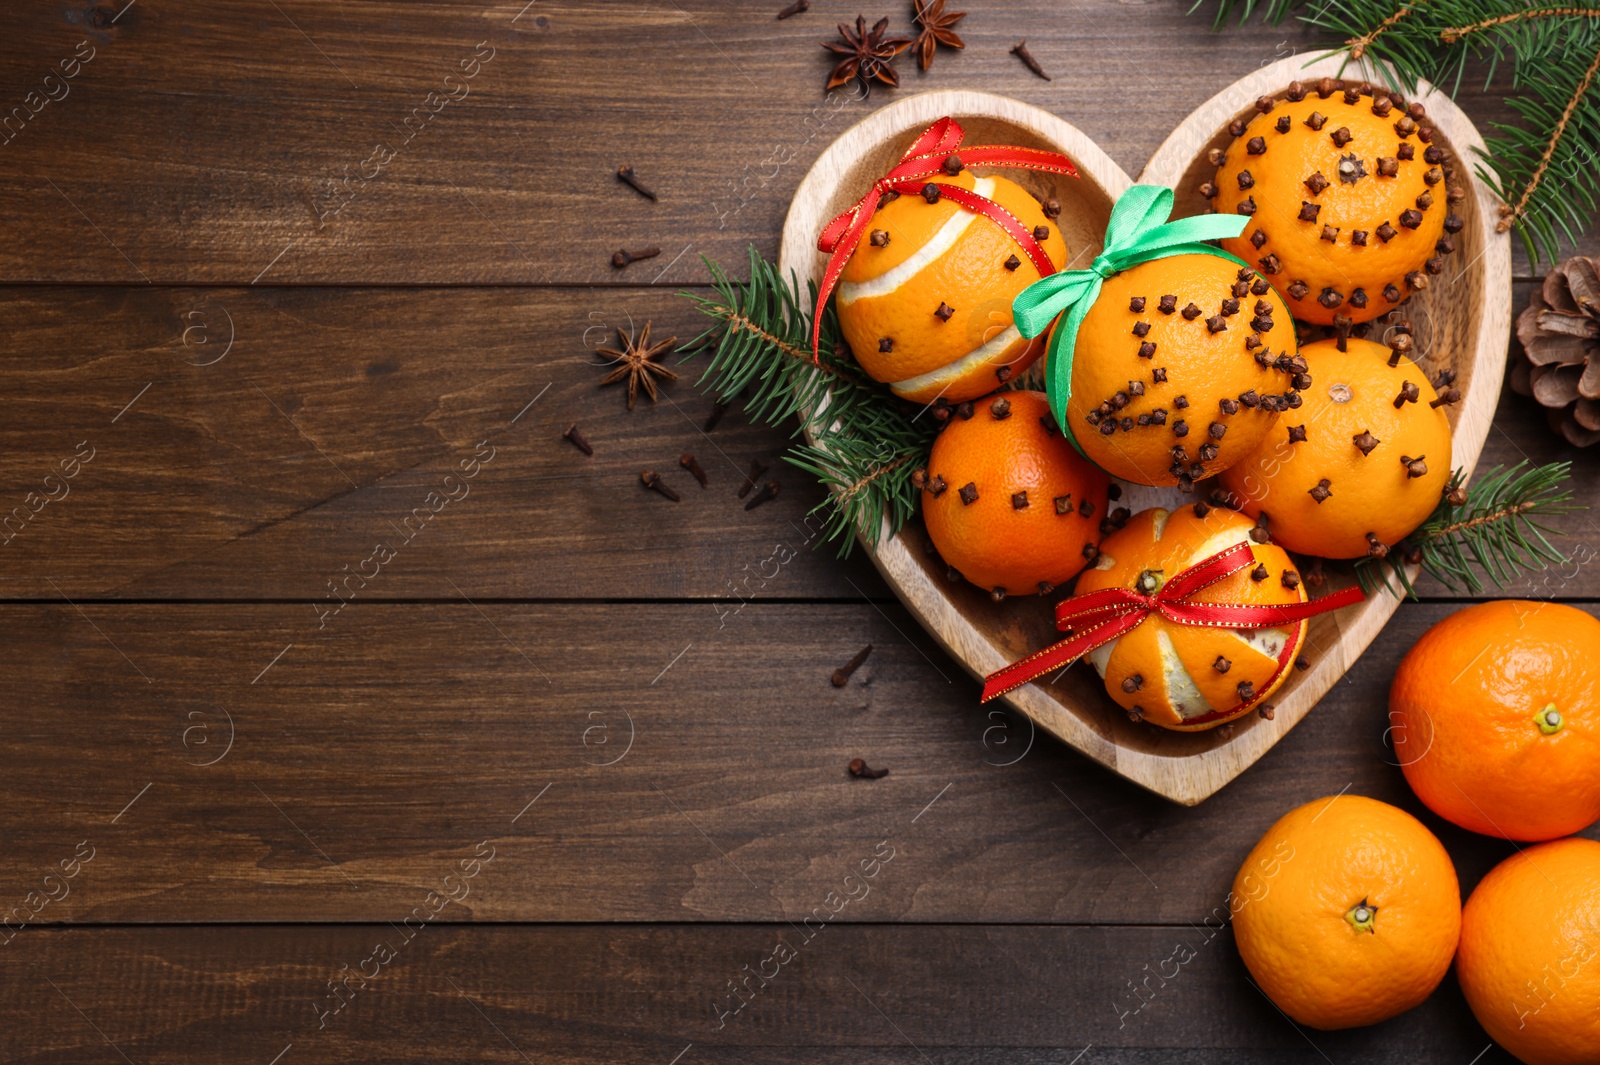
744 480 780 511
562 423 594 456
640 470 680 502
612 246 662 269
738 459 769 498
776 0 809 18
616 165 658 201
847 757 890 779
680 452 708 488
832 644 872 687
704 400 730 432
1010 39 1051 80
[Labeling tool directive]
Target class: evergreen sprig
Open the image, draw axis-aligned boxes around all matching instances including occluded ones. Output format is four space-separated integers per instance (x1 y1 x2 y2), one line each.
1355 460 1578 597
678 246 939 555
1192 0 1600 266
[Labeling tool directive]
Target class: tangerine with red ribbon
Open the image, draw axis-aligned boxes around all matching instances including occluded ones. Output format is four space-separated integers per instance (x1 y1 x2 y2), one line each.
982 506 1363 730
814 117 1081 403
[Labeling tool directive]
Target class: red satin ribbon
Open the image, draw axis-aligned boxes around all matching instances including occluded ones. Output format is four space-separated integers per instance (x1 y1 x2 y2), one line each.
980 541 1365 704
812 116 1081 359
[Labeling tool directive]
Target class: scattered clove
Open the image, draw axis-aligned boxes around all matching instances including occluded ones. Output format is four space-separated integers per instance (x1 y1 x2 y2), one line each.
848 757 890 780
1011 40 1051 80
738 459 769 498
680 452 709 488
640 470 680 502
832 644 873 687
616 165 658 201
776 0 809 18
744 480 780 511
612 246 662 269
704 399 730 432
562 423 593 456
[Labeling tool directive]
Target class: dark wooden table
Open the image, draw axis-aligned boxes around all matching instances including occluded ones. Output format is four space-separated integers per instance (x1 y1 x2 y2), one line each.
2 2 1596 1062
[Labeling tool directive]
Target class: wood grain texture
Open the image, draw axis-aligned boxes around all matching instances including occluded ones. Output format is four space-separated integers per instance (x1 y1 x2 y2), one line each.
0 925 1518 1063
0 0 1587 285
0 285 884 600
777 60 1511 803
0 284 1589 602
2 3 1597 1061
0 601 1591 925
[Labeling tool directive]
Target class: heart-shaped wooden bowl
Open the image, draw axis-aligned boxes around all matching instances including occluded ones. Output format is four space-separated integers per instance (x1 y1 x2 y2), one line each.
778 53 1509 804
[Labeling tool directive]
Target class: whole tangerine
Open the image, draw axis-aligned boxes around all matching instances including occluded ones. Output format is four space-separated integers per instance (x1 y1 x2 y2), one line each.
838 171 1066 404
920 390 1109 599
1217 335 1453 559
1390 600 1600 842
1457 838 1600 1065
1207 78 1465 325
1058 255 1293 486
1075 504 1308 730
1232 794 1461 1030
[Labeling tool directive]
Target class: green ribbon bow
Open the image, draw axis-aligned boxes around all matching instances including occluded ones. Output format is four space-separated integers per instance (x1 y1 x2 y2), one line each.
1012 185 1252 457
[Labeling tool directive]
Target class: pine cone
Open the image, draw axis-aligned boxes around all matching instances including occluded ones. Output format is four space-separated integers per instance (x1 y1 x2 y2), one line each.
1512 255 1600 446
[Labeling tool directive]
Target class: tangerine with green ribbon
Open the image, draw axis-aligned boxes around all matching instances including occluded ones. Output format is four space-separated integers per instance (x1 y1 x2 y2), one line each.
1011 185 1253 456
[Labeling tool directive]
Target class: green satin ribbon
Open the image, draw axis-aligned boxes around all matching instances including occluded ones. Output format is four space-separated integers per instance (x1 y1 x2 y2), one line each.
1011 185 1252 458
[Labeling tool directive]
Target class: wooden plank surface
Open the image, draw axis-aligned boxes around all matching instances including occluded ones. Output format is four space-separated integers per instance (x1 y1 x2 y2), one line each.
2 925 1519 1063
4 2 1598 1062
0 1 1589 285
0 601 1591 925
0 283 1591 600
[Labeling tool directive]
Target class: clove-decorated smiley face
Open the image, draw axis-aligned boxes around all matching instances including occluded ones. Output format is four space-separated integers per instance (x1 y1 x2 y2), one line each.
1205 77 1465 327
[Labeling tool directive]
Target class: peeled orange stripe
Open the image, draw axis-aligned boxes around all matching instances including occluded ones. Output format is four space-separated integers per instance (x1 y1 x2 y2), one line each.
837 171 1065 404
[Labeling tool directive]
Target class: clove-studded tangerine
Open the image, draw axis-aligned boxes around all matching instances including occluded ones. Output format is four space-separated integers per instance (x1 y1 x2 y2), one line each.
1217 335 1454 559
838 170 1066 403
1056 255 1296 487
920 391 1109 599
1074 505 1308 731
1205 79 1463 326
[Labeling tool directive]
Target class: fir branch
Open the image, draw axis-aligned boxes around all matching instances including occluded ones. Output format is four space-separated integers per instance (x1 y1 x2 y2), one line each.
1188 0 1302 29
1355 461 1579 597
1349 1 1424 59
678 246 939 556
1492 42 1600 236
789 438 927 553
1442 6 1600 42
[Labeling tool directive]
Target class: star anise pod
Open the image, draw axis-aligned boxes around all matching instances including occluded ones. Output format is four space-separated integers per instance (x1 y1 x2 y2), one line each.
822 16 912 93
912 0 965 71
597 322 678 410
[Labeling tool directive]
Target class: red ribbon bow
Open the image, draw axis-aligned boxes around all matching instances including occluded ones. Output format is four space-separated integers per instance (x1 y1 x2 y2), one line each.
981 541 1365 704
812 116 1081 359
